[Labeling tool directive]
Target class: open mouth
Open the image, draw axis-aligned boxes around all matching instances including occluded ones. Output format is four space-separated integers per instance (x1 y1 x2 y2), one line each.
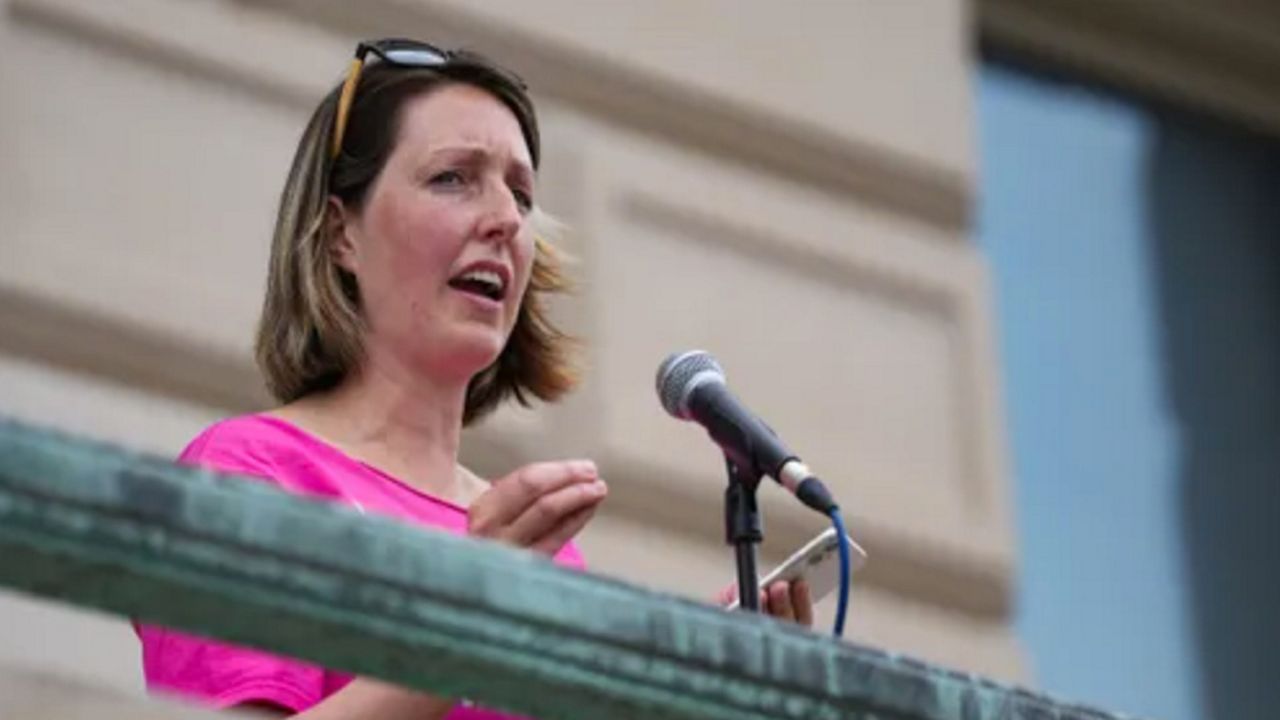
448 267 507 302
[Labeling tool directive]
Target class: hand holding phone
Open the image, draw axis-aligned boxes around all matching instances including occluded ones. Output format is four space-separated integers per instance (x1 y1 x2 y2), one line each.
725 527 867 611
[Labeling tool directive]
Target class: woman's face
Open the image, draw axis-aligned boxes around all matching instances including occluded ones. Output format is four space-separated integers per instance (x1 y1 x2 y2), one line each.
334 83 537 383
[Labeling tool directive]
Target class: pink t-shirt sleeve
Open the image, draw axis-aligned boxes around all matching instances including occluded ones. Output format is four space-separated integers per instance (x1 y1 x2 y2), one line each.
136 425 327 712
553 540 587 571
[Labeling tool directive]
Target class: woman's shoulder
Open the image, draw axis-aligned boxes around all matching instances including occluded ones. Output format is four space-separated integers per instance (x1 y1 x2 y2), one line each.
177 413 340 490
180 413 303 463
181 413 374 506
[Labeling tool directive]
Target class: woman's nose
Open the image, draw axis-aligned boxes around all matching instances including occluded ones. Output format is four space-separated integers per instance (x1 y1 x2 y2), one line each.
478 181 522 242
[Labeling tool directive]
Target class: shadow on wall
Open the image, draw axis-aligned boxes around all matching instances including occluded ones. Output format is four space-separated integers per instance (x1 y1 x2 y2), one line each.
1148 114 1280 720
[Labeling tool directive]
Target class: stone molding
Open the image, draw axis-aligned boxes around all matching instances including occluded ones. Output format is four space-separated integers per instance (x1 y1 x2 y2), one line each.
980 0 1280 137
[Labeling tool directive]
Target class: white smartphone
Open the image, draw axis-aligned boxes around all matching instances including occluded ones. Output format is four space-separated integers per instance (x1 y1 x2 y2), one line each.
726 527 868 610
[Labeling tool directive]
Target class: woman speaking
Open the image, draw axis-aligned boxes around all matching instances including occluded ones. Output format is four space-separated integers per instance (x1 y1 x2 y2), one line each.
137 38 812 719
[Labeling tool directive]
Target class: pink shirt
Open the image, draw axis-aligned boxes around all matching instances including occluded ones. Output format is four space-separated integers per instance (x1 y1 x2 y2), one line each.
137 414 584 719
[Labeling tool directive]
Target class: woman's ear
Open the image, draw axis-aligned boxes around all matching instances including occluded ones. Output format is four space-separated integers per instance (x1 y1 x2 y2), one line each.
326 196 359 274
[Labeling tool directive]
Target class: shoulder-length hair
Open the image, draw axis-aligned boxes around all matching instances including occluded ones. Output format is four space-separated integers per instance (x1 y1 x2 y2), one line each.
255 51 577 425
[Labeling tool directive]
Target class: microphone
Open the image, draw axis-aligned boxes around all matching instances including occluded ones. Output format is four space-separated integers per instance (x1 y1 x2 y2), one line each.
656 350 837 514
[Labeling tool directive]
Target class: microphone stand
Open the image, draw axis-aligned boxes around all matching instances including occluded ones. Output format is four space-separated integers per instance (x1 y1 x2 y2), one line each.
724 454 763 612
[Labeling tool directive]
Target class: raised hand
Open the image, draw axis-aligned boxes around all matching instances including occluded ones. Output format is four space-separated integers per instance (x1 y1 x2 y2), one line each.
468 460 607 556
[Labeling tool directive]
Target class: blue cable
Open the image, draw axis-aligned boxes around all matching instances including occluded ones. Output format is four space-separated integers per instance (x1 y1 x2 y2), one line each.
829 509 851 638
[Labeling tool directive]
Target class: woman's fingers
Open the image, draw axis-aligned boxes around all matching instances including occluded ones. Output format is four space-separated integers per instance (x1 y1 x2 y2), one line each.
529 500 602 556
716 579 815 628
790 578 814 627
503 477 607 547
468 460 606 556
766 581 794 621
469 460 599 537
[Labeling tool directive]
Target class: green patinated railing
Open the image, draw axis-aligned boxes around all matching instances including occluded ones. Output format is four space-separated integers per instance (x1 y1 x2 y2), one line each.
0 417 1139 720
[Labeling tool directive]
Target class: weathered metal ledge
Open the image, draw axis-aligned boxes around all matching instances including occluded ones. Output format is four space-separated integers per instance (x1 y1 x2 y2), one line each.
0 417 1136 720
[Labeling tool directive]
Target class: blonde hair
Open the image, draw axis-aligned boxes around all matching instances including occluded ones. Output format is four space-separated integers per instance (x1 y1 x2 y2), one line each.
255 55 577 424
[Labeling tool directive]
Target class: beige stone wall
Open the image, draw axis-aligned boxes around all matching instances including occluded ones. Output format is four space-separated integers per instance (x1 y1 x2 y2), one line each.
1 665 242 719
0 0 1022 701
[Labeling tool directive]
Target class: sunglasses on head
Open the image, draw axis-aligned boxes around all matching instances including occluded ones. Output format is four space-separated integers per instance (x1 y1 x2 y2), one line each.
330 38 529 160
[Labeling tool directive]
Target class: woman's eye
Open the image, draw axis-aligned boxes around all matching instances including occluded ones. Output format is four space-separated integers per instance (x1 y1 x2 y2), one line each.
429 169 467 187
511 187 534 213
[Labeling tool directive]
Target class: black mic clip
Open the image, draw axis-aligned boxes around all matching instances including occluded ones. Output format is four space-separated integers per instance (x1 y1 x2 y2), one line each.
724 455 763 612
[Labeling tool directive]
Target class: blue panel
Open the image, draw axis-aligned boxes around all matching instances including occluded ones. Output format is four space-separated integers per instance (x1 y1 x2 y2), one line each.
976 64 1199 720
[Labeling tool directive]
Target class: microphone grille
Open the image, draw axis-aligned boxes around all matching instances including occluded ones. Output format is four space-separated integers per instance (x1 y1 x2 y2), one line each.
656 350 725 419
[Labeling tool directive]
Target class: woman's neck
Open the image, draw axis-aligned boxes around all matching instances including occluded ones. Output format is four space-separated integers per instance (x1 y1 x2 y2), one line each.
276 356 478 504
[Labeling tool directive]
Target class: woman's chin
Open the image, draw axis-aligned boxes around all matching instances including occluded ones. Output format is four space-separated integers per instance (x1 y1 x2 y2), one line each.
401 322 509 385
439 331 506 377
